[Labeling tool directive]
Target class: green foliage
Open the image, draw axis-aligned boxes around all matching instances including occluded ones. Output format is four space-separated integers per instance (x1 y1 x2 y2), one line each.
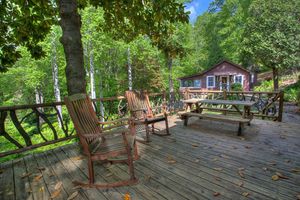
0 1 57 71
254 80 274 92
284 80 300 103
242 0 300 71
193 0 251 69
230 83 243 91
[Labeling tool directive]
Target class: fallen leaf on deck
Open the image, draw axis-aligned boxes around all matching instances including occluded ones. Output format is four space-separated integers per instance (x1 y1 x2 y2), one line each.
238 170 245 178
271 175 279 181
240 137 245 141
50 189 61 199
105 172 113 177
268 161 276 166
262 167 268 171
194 159 200 163
166 155 176 164
237 181 244 187
192 143 199 147
242 192 249 197
37 167 46 171
212 158 218 162
213 192 220 196
124 192 131 200
238 168 245 171
213 168 223 171
244 145 252 149
34 174 43 182
20 172 32 179
167 160 176 164
220 154 230 159
144 175 151 181
167 138 176 143
279 135 286 139
72 156 84 161
275 172 288 179
291 168 300 173
39 187 44 192
54 181 63 190
296 194 300 200
67 191 78 200
72 185 82 190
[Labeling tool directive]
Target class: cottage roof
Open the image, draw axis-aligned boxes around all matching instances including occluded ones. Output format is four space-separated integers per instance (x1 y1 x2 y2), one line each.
177 60 250 80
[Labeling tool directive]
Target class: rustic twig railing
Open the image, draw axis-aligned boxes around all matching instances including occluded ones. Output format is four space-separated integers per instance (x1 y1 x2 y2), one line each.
180 89 284 122
0 92 166 158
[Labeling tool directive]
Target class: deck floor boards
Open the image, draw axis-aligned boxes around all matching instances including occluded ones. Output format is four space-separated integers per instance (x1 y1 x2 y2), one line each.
1 116 300 200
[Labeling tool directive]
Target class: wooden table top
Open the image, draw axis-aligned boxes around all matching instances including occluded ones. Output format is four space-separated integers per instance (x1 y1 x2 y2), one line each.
183 98 256 106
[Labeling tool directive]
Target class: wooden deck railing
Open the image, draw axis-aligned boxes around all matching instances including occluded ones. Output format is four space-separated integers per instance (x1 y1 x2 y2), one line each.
0 90 284 158
0 92 166 158
179 89 284 122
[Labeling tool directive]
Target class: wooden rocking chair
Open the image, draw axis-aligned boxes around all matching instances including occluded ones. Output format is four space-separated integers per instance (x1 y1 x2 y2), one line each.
64 93 138 188
125 90 170 143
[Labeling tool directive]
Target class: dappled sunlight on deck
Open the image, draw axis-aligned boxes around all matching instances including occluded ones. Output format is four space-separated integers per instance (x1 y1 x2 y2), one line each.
1 115 300 199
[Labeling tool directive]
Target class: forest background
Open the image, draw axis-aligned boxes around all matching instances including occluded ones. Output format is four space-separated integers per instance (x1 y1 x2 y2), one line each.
1 0 299 107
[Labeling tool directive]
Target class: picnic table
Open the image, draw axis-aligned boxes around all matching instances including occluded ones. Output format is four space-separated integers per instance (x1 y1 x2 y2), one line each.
181 98 256 135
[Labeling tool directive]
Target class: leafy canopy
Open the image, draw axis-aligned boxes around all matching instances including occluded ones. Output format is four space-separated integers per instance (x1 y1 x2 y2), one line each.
0 0 189 72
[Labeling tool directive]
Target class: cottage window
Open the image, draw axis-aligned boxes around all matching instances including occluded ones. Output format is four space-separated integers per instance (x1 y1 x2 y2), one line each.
234 75 243 85
194 80 201 88
206 76 215 88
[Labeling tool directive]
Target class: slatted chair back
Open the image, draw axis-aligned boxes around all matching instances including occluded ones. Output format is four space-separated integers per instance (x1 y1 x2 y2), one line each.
64 93 101 154
125 90 154 119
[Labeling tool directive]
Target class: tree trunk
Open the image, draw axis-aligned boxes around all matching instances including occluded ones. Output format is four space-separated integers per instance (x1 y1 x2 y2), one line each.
58 0 86 95
167 55 175 105
89 43 96 99
99 72 105 122
272 67 279 91
51 34 63 127
35 88 44 124
127 47 132 91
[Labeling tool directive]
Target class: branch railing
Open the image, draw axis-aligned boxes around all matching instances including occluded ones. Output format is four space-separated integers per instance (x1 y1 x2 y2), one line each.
0 90 284 159
179 89 284 122
0 92 166 158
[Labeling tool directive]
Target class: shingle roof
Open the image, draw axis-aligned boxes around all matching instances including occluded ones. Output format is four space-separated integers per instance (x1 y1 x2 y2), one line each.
177 60 250 80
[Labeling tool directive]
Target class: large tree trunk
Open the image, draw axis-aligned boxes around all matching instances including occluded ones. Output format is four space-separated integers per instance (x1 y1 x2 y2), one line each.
127 47 132 91
167 55 175 105
58 0 86 95
272 67 279 91
51 34 63 127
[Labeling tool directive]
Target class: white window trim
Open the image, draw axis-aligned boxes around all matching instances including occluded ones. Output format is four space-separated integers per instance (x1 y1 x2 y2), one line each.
234 75 244 86
206 76 215 88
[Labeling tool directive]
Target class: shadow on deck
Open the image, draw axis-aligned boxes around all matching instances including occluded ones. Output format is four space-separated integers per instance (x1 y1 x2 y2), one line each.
1 116 300 200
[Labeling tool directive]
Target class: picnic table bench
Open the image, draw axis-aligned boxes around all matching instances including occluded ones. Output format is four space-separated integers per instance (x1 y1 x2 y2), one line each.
181 99 255 136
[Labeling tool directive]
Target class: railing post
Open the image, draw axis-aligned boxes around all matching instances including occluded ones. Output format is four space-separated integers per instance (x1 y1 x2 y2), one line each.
278 90 284 122
223 90 227 115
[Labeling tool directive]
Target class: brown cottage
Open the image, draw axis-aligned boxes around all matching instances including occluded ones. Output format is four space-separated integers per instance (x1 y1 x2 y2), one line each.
178 60 256 91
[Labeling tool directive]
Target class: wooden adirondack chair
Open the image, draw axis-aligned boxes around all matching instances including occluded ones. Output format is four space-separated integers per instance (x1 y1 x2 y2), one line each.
64 93 138 188
125 90 170 142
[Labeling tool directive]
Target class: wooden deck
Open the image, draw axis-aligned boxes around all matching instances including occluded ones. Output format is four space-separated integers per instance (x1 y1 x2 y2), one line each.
1 116 300 200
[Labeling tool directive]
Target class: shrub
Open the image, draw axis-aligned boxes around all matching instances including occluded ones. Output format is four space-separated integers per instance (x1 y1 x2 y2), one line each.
254 80 273 92
230 83 243 91
284 79 300 103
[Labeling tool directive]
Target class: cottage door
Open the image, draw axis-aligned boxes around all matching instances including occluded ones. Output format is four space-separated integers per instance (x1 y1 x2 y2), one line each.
220 76 228 90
